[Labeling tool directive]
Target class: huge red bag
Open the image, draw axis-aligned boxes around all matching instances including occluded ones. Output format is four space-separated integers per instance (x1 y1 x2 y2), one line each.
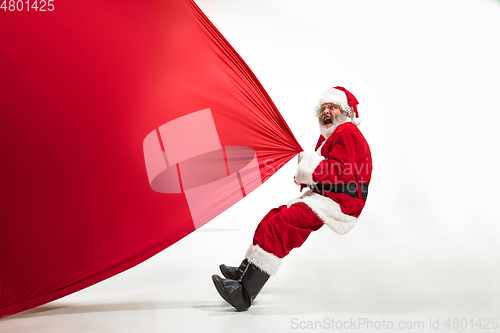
0 0 301 317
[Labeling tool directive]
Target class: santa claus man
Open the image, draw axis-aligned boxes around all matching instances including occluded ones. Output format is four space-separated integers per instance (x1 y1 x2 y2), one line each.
212 86 372 311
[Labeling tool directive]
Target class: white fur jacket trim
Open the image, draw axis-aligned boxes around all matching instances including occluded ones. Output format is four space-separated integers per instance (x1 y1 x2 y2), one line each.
245 244 282 276
294 150 325 186
287 190 357 235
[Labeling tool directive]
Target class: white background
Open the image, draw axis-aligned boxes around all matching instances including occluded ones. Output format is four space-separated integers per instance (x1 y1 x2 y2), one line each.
195 0 500 258
2 1 500 332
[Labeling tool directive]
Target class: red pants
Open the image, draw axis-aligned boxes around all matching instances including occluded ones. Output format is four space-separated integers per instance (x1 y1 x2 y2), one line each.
252 203 324 258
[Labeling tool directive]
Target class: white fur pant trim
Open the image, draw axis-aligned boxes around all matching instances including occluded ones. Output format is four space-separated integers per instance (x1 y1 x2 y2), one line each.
245 244 282 276
287 190 357 235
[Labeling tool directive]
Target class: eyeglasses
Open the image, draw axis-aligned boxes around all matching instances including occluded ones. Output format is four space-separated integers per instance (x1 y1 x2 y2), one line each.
320 104 339 113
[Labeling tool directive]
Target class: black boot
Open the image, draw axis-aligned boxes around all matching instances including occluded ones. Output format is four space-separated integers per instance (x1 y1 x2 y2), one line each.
212 262 270 311
219 259 248 280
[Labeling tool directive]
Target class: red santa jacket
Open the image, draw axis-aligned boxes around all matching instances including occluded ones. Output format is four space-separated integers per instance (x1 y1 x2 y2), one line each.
292 122 372 234
313 122 372 217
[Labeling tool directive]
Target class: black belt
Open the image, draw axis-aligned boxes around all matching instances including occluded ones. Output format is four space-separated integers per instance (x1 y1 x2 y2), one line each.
311 183 368 200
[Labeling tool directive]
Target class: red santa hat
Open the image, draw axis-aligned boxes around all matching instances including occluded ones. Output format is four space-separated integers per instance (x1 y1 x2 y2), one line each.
315 86 362 126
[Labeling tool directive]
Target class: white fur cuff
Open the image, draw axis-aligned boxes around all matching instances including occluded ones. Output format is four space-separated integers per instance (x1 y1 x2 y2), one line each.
245 244 282 276
294 150 325 185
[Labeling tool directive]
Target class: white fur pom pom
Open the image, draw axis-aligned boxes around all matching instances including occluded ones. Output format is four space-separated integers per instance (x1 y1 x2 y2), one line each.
352 117 362 126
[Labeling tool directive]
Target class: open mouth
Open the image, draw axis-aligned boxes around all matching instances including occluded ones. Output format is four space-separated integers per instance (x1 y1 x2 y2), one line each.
322 114 333 125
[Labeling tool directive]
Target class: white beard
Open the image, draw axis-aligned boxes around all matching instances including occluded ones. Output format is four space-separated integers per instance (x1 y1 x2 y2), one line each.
319 113 350 139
